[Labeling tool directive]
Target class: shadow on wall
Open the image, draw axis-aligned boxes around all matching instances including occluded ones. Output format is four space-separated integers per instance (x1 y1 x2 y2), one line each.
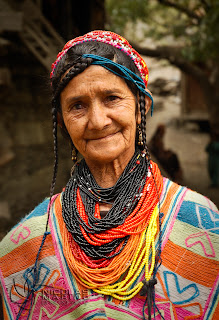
0 60 72 239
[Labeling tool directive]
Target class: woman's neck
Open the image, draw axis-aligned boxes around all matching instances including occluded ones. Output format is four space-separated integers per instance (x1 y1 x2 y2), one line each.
85 159 130 212
85 153 134 188
85 161 126 188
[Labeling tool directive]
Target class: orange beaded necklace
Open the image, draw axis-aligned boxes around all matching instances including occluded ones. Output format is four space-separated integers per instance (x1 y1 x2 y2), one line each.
54 161 163 289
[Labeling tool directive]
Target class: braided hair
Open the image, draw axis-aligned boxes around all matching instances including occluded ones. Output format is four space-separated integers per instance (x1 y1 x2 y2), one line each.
16 37 158 320
49 41 149 203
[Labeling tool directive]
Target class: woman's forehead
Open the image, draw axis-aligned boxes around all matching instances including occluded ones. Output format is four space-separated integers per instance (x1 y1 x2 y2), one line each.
61 65 132 95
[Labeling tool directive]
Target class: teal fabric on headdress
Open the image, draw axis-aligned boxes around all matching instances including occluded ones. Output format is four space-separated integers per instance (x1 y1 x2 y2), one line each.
82 54 154 116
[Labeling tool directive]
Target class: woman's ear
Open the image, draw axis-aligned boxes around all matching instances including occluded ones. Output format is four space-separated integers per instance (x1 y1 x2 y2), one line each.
57 112 63 128
145 89 152 115
137 89 153 124
137 108 141 125
57 111 71 140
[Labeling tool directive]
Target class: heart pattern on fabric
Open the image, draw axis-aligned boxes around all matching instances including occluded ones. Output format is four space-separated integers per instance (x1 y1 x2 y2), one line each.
185 231 216 257
164 271 199 305
10 224 31 244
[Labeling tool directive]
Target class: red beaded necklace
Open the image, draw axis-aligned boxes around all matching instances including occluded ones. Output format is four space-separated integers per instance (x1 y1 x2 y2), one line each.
63 161 163 271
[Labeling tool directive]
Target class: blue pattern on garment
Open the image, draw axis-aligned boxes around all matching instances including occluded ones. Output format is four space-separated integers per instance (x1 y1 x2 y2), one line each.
177 201 219 234
164 271 199 304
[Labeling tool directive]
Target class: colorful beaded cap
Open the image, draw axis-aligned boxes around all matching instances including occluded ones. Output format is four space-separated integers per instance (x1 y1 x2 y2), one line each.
51 30 149 87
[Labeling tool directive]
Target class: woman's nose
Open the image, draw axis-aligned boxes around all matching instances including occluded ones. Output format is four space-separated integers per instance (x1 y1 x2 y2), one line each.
87 101 112 130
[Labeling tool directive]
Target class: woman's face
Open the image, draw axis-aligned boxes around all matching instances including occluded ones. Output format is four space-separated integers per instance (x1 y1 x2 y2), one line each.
60 65 141 166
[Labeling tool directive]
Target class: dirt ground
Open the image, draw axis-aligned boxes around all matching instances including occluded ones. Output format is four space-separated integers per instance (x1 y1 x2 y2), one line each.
146 57 219 208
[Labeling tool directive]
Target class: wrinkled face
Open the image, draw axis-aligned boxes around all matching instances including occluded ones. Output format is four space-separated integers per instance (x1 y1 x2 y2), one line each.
60 65 141 166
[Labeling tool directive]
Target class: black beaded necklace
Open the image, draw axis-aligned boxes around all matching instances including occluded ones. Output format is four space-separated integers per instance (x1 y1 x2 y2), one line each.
62 149 149 259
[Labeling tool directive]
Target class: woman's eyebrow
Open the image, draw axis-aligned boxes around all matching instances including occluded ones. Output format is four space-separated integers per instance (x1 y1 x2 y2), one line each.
103 89 123 95
64 95 84 105
65 89 123 104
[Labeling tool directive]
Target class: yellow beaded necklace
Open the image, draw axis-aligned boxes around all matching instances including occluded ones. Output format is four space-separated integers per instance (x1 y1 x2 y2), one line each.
80 205 159 300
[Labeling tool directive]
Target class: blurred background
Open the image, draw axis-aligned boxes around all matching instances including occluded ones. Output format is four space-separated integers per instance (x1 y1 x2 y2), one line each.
0 0 218 238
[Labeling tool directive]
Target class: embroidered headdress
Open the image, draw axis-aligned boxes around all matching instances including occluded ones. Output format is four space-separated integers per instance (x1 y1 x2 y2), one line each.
51 30 149 87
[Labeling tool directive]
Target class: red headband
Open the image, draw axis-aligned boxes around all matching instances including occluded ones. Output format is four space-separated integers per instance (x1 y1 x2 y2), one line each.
51 30 149 87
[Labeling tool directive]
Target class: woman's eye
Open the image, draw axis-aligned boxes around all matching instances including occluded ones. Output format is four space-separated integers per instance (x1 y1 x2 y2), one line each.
106 95 119 102
71 103 83 110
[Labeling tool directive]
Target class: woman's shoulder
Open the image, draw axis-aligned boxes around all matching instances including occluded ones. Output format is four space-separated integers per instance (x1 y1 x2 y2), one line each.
161 177 219 228
0 197 50 255
178 183 218 231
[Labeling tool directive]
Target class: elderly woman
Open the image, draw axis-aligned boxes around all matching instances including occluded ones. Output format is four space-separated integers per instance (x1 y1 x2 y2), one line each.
0 31 218 320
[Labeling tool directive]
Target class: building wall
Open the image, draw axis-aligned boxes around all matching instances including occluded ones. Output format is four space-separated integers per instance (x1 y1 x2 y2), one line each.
0 43 72 237
181 72 209 121
0 0 106 238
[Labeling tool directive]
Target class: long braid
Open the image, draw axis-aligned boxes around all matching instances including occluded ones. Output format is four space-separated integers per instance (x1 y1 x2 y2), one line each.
139 91 147 151
46 103 59 229
138 91 163 319
16 57 95 320
15 103 59 320
47 57 94 216
49 56 93 199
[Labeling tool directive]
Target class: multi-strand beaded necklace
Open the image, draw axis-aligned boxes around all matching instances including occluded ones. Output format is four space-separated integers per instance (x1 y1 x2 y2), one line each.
59 149 163 299
50 30 163 317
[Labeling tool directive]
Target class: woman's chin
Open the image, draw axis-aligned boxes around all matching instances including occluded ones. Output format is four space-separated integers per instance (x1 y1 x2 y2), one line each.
84 145 135 166
85 149 121 164
79 133 136 166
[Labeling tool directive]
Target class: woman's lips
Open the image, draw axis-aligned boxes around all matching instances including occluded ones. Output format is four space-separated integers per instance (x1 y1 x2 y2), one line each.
87 132 118 141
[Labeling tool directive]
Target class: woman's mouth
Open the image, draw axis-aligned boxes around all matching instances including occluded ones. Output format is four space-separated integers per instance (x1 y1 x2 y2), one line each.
88 132 118 141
